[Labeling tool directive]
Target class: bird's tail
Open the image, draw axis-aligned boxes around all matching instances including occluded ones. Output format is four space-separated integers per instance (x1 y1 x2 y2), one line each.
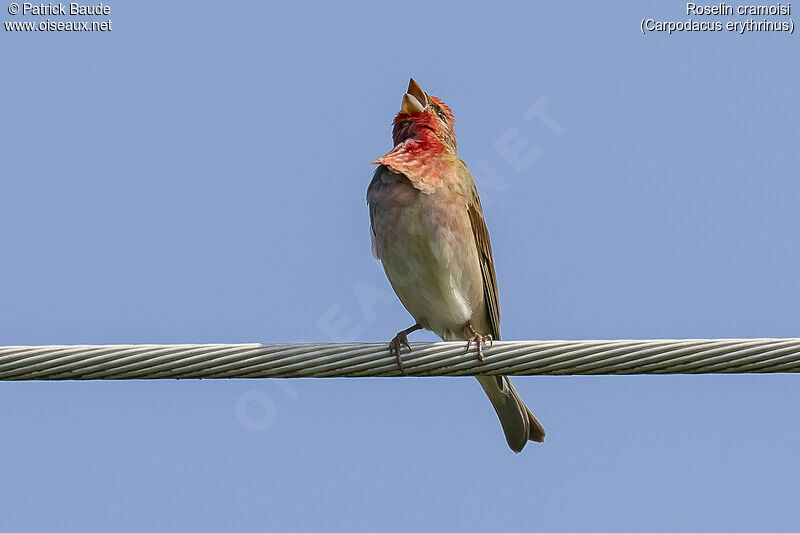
475 375 545 453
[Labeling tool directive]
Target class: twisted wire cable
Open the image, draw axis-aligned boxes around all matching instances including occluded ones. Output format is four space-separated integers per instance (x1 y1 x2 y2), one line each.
2 339 800 380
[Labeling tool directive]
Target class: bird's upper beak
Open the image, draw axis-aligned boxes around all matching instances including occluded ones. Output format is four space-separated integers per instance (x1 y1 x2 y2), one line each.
400 78 428 114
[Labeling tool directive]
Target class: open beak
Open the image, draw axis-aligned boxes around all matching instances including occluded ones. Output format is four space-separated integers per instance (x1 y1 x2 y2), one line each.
400 77 428 114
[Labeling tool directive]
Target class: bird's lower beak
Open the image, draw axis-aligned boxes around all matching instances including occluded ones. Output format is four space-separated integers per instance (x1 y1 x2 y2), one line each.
400 77 428 114
401 93 425 114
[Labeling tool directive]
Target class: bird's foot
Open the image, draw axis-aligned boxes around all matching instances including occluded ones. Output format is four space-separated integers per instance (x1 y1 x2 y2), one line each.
465 326 493 362
389 332 411 374
388 323 423 375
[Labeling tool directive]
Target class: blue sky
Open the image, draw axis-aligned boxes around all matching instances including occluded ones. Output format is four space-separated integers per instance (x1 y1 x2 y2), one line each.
2 1 799 531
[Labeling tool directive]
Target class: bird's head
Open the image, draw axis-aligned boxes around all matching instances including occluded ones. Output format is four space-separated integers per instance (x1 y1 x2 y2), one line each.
392 78 456 153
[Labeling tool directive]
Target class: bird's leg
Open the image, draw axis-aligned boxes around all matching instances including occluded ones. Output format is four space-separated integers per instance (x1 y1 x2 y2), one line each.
465 324 493 362
389 323 423 375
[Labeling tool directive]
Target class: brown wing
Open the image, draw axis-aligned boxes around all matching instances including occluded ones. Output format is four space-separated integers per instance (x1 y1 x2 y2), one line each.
466 179 501 341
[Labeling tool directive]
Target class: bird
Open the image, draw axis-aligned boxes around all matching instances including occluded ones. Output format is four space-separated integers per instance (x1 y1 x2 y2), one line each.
366 78 546 452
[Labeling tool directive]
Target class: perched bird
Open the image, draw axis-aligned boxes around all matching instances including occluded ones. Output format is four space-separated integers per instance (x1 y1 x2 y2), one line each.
367 78 546 452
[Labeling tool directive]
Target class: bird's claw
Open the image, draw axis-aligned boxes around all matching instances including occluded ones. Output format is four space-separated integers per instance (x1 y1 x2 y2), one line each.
389 332 412 375
465 332 493 362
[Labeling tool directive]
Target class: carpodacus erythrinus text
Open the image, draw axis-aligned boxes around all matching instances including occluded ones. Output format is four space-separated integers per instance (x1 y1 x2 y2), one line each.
367 78 545 452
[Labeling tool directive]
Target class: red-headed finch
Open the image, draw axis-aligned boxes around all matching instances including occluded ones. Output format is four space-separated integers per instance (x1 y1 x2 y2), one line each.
367 78 545 452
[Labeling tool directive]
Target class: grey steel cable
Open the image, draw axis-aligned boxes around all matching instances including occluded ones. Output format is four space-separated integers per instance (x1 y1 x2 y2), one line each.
2 339 800 380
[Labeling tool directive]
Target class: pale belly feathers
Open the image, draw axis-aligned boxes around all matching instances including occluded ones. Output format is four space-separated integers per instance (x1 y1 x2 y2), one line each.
368 171 488 341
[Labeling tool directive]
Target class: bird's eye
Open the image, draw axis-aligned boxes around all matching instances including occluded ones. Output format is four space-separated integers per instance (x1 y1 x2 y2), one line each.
436 110 446 120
